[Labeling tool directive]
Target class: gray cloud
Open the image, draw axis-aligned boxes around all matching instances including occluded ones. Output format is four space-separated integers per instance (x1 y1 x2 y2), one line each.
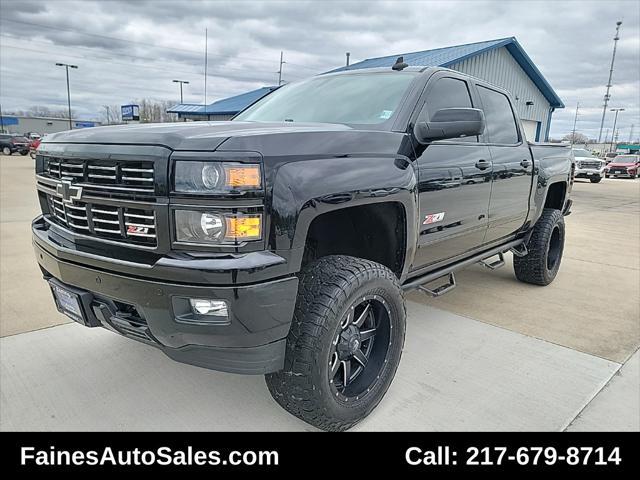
0 0 638 140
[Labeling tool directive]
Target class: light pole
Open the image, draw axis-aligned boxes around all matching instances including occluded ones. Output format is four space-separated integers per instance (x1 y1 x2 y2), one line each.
56 62 78 130
277 51 286 85
570 102 580 146
597 21 622 143
609 108 624 152
103 105 110 124
172 79 189 104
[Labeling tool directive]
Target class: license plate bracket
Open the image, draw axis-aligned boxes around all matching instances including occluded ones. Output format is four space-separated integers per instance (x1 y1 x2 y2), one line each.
49 280 88 325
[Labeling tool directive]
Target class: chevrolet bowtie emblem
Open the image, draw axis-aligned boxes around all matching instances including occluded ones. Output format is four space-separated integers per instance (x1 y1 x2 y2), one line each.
56 180 83 204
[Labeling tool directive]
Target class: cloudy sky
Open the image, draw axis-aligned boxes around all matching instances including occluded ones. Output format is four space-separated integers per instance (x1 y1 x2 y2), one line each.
0 0 638 140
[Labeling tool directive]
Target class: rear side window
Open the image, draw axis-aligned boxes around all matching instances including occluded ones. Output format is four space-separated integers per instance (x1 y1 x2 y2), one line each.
423 77 476 142
477 86 520 144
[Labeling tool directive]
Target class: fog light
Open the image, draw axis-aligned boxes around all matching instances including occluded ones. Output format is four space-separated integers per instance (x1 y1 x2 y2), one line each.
189 299 228 316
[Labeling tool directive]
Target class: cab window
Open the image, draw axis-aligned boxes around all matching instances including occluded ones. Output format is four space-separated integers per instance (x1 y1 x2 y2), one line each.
477 85 520 144
421 77 477 142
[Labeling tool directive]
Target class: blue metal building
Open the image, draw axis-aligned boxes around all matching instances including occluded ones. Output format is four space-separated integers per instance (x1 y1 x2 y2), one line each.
167 86 278 121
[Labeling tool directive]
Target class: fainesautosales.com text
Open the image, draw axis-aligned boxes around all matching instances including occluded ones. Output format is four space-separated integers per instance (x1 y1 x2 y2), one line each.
21 446 279 467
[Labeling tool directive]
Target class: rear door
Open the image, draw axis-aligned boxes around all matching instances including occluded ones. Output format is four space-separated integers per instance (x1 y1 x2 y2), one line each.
474 84 533 243
411 73 493 269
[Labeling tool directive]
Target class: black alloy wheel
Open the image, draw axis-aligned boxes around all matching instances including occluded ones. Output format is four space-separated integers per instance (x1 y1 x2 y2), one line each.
329 294 392 401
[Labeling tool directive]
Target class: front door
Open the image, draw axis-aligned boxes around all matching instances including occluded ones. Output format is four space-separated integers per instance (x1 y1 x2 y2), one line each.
411 75 493 270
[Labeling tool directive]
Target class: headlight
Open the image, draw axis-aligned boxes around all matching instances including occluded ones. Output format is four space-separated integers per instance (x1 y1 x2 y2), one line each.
174 161 261 193
174 210 262 245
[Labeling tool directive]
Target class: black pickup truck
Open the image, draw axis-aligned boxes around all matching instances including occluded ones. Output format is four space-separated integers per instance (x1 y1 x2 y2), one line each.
32 65 573 431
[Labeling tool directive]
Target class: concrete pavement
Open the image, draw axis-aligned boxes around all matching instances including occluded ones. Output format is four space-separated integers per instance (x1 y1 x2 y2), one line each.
0 303 624 431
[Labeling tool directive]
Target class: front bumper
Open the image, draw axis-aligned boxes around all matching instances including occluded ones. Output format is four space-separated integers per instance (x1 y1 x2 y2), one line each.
33 217 298 374
574 167 605 179
606 169 636 177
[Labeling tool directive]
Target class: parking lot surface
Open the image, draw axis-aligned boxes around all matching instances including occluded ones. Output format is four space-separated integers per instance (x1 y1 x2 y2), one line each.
1 154 638 431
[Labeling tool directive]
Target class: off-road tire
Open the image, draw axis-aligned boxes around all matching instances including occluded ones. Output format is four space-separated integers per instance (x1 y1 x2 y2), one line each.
590 176 603 183
514 208 565 286
265 255 406 431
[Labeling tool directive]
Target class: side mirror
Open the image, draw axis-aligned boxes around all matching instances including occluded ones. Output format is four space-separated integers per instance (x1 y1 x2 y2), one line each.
414 107 485 143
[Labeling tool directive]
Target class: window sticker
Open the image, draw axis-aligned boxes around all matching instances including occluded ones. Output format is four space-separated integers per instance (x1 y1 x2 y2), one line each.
379 110 393 120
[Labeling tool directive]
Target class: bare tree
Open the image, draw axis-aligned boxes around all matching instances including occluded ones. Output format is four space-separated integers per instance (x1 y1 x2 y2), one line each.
562 132 589 144
7 106 76 119
132 99 178 123
101 104 122 125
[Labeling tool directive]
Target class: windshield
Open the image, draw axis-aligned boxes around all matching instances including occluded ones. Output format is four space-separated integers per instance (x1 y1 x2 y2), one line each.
613 155 639 163
234 72 417 125
572 149 594 158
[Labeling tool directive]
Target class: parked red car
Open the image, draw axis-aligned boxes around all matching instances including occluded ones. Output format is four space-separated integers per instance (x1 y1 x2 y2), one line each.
29 138 41 159
605 154 640 179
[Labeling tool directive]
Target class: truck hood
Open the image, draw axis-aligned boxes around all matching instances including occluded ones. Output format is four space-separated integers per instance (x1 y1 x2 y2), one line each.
41 121 353 151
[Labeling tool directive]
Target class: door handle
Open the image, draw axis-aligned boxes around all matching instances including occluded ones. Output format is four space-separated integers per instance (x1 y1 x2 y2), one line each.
475 159 491 170
520 159 532 168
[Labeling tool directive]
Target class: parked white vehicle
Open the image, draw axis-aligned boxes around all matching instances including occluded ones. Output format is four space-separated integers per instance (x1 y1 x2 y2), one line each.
572 148 606 183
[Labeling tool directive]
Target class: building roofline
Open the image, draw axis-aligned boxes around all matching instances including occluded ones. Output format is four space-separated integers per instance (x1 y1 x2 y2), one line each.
328 37 564 109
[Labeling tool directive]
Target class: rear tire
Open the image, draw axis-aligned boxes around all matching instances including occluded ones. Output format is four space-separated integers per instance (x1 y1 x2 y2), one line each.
2 147 11 156
514 208 565 286
265 255 406 431
590 176 602 183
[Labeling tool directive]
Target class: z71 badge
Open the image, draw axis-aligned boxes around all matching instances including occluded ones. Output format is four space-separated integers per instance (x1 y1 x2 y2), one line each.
127 225 149 235
423 212 445 225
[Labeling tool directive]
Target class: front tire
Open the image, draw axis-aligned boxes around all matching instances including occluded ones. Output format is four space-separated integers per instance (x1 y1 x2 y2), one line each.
514 208 565 286
265 255 406 431
590 176 603 183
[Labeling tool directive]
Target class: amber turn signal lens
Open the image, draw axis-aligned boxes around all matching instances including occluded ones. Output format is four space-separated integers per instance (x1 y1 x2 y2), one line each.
225 215 262 241
224 165 261 188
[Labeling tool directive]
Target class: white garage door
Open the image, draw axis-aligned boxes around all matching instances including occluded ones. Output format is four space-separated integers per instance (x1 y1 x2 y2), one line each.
521 120 540 142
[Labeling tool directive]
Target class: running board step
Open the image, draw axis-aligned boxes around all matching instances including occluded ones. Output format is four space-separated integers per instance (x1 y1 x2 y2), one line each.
416 272 456 297
510 243 528 257
479 252 505 270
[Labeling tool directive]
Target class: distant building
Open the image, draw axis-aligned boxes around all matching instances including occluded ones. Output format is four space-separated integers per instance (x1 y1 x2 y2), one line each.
0 115 100 135
167 86 279 121
329 37 564 142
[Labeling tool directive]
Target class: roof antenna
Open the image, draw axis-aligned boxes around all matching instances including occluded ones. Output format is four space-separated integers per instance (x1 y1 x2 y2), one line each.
392 56 408 71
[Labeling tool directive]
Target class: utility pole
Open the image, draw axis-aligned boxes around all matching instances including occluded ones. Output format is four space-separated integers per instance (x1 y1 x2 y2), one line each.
56 62 78 130
0 103 4 133
277 51 286 85
570 101 580 146
172 79 189 103
629 124 635 143
346 52 351 67
597 21 622 143
204 28 208 105
103 105 110 124
609 108 624 152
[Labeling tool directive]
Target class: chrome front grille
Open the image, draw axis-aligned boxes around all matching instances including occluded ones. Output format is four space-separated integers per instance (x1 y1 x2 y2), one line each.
579 161 602 169
43 157 155 197
47 195 157 246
